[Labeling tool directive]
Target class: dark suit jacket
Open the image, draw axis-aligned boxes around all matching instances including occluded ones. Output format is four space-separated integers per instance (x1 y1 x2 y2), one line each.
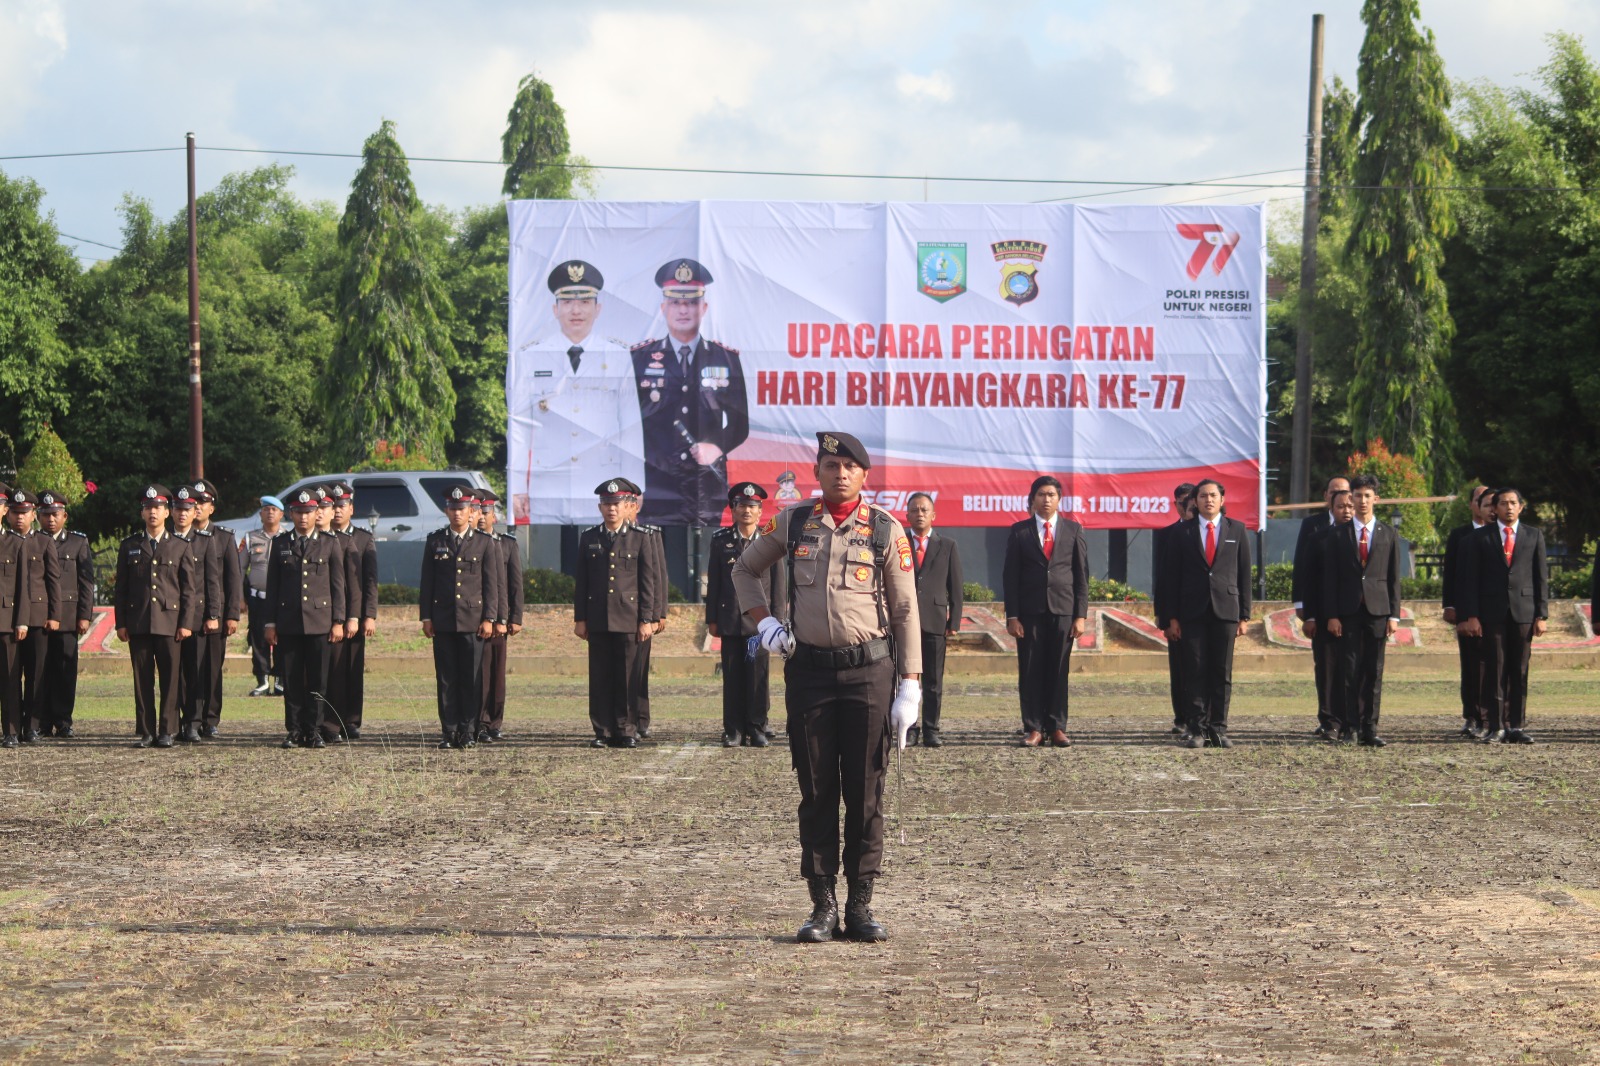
705 525 784 637
182 529 224 623
1152 520 1183 627
19 529 61 627
207 525 244 622
1290 510 1336 608
418 527 501 632
1164 515 1253 624
1458 522 1548 625
912 531 963 634
1440 522 1481 613
495 532 525 626
52 531 95 625
1003 516 1088 620
1320 520 1402 627
339 526 381 622
1297 520 1344 624
0 530 28 632
266 530 347 636
113 531 200 636
574 524 659 633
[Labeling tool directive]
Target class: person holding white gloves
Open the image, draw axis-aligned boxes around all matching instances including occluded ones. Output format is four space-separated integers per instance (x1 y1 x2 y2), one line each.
733 431 921 944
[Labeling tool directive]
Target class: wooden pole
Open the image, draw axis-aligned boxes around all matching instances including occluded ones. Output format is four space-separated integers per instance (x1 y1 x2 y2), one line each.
186 132 204 480
1289 14 1325 506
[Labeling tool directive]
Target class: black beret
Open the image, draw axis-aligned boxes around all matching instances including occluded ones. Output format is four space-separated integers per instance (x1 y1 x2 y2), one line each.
816 431 871 470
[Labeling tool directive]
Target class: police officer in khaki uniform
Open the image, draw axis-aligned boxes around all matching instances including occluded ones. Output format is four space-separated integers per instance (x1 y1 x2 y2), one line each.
191 479 242 738
327 481 379 740
706 481 784 747
420 486 502 749
0 486 30 748
732 432 922 943
8 490 61 745
475 490 523 742
265 488 347 749
574 479 660 748
114 485 200 748
36 491 93 738
244 496 285 696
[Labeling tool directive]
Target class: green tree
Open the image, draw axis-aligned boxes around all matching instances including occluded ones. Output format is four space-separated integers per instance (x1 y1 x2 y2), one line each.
15 424 88 504
0 169 77 431
322 120 458 467
1346 0 1458 483
440 203 510 474
501 72 596 199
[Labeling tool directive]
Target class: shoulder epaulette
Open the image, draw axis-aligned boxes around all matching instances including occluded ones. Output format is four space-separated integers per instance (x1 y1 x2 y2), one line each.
584 523 604 533
631 337 659 351
711 339 740 355
432 526 448 536
213 525 234 536
69 530 87 539
120 531 142 544
195 528 213 538
638 523 661 535
607 336 630 348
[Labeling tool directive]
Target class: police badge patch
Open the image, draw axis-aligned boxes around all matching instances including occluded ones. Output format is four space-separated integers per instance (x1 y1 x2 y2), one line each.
992 239 1047 305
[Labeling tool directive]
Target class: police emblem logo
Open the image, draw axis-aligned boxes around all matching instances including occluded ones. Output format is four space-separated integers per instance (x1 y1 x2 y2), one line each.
674 261 694 283
145 488 158 499
794 544 812 558
821 434 840 454
567 262 585 283
742 485 757 497
854 565 871 582
759 515 779 536
451 487 464 499
9 492 20 503
856 504 870 523
896 535 914 572
195 482 206 492
177 488 190 499
297 491 311 503
991 239 1047 305
607 481 618 494
917 242 967 302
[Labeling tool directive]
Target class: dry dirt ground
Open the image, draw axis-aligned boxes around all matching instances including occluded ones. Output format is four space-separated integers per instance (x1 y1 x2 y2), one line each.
3 671 1600 1064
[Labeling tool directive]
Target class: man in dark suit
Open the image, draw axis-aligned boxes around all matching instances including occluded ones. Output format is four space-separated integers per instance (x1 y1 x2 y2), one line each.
35 491 93 739
475 489 523 743
1162 478 1252 749
1441 485 1493 739
1152 483 1196 735
1457 487 1548 744
1291 475 1349 737
266 488 347 749
8 490 60 746
419 486 501 750
1299 488 1354 740
1002 475 1088 747
574 479 661 748
630 259 749 525
114 485 200 748
905 492 962 748
705 482 784 747
1321 475 1402 747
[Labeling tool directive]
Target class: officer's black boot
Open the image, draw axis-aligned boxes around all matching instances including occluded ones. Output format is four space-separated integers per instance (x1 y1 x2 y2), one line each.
843 877 887 942
795 875 839 943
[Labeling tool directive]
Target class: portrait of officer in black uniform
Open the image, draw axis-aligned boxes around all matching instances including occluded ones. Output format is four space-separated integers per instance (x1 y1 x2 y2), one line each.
35 490 93 739
705 481 784 748
419 486 501 750
574 479 660 748
265 488 347 749
113 485 199 749
630 259 749 526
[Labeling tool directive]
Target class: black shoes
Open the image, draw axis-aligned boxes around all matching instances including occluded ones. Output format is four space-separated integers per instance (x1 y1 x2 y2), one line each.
199 726 217 739
248 681 270 697
57 725 76 738
1506 730 1536 745
281 733 298 749
475 729 492 744
306 734 327 749
20 730 40 746
486 729 501 742
1457 723 1477 738
1358 734 1388 748
722 732 739 748
843 877 887 942
437 738 456 750
0 735 17 749
796 875 840 943
923 727 944 748
1206 730 1233 749
1172 722 1188 736
1313 725 1331 739
153 734 174 749
589 736 608 748
746 731 770 748
1181 731 1204 749
1482 729 1506 744
610 736 639 749
346 727 361 740
179 726 201 744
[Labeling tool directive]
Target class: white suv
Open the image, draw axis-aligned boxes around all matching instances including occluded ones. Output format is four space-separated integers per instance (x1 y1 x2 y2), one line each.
218 470 496 541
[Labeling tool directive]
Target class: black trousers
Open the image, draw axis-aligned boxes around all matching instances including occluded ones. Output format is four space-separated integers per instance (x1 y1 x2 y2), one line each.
1165 638 1184 726
1482 616 1534 733
918 632 947 731
1334 615 1387 736
278 633 331 738
636 631 653 734
43 629 79 732
246 596 278 681
1016 613 1074 733
202 631 226 729
324 632 366 736
128 633 181 737
177 632 204 731
720 641 770 736
18 629 48 733
431 631 483 735
0 633 21 739
785 656 894 881
1179 613 1236 733
1312 629 1340 731
587 630 641 739
1456 631 1486 727
479 633 507 732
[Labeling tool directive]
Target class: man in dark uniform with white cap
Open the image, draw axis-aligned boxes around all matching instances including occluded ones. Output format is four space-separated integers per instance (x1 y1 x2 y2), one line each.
574 479 661 747
327 480 379 740
0 486 30 748
620 485 667 739
706 481 784 747
475 488 523 742
8 490 60 745
732 432 922 943
265 487 346 749
35 490 93 738
191 479 242 738
115 484 200 748
420 485 501 749
170 484 221 744
630 259 749 526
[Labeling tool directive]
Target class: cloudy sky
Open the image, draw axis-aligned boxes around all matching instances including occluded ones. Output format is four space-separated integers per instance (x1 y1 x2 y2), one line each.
3 0 1598 264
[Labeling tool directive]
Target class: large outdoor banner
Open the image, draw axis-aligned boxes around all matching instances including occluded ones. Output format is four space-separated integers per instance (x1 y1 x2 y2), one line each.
506 201 1265 529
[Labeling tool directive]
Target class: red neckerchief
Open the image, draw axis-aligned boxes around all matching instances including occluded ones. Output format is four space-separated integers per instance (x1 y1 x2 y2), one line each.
825 498 859 527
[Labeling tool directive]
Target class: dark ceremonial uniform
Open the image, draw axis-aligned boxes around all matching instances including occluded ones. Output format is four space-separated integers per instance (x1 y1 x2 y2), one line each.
706 514 785 744
1321 518 1402 743
1458 520 1548 741
910 528 962 743
13 493 62 739
632 258 749 525
730 433 921 893
1291 508 1339 732
266 516 346 746
331 521 378 738
633 518 667 737
173 487 223 741
114 488 200 743
191 479 242 737
0 516 30 745
419 507 502 747
1442 520 1489 734
478 521 523 740
574 481 661 745
42 496 94 736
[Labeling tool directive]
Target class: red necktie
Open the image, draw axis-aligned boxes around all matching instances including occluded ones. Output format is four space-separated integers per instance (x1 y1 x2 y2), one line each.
1204 521 1215 567
1359 525 1368 566
1503 524 1515 565
1041 521 1054 559
915 536 926 568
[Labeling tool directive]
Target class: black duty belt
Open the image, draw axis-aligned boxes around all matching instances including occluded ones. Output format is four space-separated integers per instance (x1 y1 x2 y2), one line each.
792 638 891 671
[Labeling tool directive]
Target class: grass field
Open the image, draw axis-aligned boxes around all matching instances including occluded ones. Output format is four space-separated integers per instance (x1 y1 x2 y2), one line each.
2 671 1599 1064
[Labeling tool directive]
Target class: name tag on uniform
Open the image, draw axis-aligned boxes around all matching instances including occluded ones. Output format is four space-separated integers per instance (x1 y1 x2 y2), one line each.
643 366 666 377
1224 539 1237 544
127 549 141 558
434 550 451 560
533 370 553 378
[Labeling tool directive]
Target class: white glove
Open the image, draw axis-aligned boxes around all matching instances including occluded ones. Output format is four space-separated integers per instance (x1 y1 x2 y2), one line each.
756 615 795 658
890 678 922 751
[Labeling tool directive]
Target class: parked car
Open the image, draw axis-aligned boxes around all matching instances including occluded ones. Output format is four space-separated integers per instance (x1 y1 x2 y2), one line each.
218 470 496 543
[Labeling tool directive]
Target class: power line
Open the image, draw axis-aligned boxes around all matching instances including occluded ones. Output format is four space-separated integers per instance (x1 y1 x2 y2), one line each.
1033 167 1303 204
58 231 123 251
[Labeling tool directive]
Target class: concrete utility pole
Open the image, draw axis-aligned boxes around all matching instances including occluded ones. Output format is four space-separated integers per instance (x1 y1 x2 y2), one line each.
1289 14 1325 505
186 132 205 480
